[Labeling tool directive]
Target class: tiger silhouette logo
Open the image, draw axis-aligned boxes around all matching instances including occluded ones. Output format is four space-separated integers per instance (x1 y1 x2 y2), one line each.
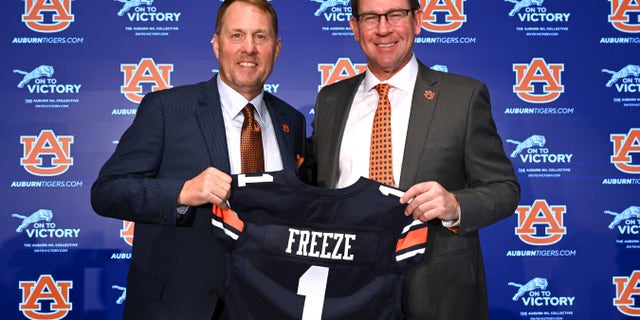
508 277 548 301
115 0 155 16
13 65 54 88
311 0 350 16
505 0 545 17
605 206 640 229
601 64 640 87
12 209 54 232
112 285 127 304
431 64 449 73
506 135 546 157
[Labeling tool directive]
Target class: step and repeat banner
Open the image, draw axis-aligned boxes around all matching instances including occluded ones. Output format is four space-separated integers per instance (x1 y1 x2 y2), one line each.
2 0 639 319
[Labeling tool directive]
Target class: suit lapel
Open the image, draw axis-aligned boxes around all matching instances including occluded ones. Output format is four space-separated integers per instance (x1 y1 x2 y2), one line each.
323 74 364 187
399 63 439 189
195 76 232 173
264 94 296 170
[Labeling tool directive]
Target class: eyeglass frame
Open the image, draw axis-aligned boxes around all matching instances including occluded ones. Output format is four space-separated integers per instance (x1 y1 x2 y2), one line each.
353 9 415 28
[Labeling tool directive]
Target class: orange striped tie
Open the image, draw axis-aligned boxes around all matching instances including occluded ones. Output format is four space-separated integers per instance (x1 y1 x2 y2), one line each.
240 103 264 173
369 83 394 186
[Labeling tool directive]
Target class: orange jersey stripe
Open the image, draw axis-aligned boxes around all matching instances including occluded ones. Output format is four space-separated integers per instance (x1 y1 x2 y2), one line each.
212 205 245 233
396 227 428 252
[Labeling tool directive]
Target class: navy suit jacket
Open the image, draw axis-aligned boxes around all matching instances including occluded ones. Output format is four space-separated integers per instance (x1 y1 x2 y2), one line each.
91 76 306 319
311 61 520 320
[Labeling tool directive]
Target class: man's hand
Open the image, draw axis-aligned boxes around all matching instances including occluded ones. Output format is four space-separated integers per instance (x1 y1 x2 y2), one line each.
399 181 460 223
178 167 232 208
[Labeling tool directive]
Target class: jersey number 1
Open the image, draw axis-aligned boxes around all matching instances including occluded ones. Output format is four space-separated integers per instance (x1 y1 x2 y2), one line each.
297 266 329 320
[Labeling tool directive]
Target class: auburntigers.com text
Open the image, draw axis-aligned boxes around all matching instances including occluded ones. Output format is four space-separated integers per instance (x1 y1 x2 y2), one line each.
506 250 577 257
12 37 84 44
505 107 575 114
10 180 83 188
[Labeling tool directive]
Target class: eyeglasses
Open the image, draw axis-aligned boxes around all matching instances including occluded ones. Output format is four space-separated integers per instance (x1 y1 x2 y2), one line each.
355 9 413 28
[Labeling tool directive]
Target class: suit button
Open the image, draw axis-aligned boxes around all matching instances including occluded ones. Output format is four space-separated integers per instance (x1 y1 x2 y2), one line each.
209 289 219 300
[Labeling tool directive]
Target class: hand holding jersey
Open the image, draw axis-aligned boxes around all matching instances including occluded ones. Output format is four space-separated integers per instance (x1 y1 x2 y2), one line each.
400 181 461 223
179 167 232 209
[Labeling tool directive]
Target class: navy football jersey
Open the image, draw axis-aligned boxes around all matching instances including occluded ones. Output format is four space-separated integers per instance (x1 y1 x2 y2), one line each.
211 170 427 320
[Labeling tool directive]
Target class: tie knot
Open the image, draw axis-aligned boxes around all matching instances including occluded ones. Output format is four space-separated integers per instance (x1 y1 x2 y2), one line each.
242 103 256 120
374 83 391 98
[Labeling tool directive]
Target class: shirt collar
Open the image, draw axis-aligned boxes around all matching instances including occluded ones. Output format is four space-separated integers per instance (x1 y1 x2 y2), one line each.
363 53 418 94
217 76 266 120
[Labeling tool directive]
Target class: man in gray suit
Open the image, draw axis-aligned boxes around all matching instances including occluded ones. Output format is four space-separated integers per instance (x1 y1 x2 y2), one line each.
91 0 305 318
310 0 520 318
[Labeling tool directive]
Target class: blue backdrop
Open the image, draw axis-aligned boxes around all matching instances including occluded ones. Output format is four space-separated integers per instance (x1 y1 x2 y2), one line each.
2 1 639 319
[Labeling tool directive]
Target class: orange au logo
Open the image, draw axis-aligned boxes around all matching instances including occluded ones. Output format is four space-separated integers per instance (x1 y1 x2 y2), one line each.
120 220 135 246
609 0 640 33
19 274 73 319
22 0 74 33
317 58 367 91
514 199 566 246
610 128 640 174
121 58 173 104
419 0 466 33
613 270 640 316
20 130 73 176
513 58 564 103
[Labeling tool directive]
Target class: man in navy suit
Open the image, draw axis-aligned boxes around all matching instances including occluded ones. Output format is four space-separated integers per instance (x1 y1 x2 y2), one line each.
310 0 520 319
91 0 305 319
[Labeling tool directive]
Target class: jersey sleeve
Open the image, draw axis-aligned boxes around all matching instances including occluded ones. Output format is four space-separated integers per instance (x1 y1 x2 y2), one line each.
211 205 245 241
395 219 428 262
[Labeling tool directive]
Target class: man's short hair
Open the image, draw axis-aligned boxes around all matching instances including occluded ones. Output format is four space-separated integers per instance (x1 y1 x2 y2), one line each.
215 0 279 36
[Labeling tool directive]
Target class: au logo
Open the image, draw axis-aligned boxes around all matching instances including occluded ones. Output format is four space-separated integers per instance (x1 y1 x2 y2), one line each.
19 274 73 319
613 270 640 316
610 128 640 174
515 199 566 245
609 0 640 33
20 130 74 176
317 58 367 91
513 58 564 103
121 58 173 104
22 0 74 33
120 220 135 246
420 0 466 33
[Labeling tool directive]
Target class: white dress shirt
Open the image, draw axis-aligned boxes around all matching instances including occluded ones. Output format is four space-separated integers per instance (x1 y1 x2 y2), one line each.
218 77 283 174
336 55 418 189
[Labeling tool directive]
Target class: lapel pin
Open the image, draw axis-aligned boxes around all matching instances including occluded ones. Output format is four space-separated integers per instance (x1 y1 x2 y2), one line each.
282 124 290 133
424 90 436 101
295 154 304 169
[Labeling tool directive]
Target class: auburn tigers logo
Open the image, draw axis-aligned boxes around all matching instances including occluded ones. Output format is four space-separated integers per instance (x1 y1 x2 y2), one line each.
515 199 566 245
22 0 74 33
613 270 640 316
419 0 466 33
19 274 73 319
508 277 548 301
317 58 367 91
20 130 73 176
610 128 640 174
513 58 564 103
121 58 173 104
120 220 135 246
609 0 640 33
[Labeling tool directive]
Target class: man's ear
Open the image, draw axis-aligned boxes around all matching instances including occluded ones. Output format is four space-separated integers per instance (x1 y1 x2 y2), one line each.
349 17 360 42
212 34 219 59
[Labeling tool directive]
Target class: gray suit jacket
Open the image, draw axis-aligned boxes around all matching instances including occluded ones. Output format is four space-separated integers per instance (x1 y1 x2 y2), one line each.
311 61 520 319
91 76 306 319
